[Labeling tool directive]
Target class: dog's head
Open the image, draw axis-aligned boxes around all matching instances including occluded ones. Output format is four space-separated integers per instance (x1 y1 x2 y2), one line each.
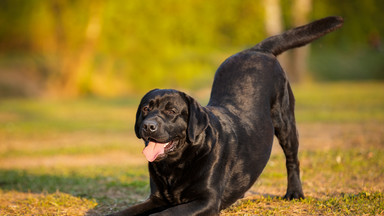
135 89 208 162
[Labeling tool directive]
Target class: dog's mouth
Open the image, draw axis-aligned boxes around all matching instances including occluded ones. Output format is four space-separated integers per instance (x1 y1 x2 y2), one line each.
142 139 177 162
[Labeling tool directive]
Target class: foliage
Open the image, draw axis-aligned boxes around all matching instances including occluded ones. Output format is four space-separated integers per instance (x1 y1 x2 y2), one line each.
0 1 383 97
310 46 384 81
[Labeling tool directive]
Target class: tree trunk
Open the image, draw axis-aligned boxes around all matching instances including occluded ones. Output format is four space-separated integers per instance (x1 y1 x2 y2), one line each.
263 0 290 78
290 0 312 83
263 0 312 83
49 1 102 97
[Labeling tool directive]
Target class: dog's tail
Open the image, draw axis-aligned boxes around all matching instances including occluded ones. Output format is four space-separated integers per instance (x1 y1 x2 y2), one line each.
252 16 343 56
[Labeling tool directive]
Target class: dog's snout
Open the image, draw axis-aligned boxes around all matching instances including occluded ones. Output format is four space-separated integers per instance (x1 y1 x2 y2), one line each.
143 120 158 133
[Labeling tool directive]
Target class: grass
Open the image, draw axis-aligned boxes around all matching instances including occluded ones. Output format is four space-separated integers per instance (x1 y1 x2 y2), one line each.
294 82 384 122
231 149 384 215
0 191 97 216
223 192 384 215
0 82 384 215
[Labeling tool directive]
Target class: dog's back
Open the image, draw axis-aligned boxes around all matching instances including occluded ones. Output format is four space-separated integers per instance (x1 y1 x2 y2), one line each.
208 16 343 113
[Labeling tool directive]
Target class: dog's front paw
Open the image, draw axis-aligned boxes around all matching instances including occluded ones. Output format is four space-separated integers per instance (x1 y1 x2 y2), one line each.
283 191 305 200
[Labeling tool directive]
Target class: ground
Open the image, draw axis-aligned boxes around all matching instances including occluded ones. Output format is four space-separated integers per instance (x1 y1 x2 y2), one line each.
0 82 383 215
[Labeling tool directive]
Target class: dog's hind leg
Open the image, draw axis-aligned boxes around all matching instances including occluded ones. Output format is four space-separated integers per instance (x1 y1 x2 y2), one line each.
271 82 304 200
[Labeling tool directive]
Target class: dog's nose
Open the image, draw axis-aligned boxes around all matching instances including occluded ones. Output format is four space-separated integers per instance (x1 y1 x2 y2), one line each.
142 120 158 133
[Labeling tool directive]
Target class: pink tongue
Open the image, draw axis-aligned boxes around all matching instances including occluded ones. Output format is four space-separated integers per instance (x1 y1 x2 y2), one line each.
142 141 165 162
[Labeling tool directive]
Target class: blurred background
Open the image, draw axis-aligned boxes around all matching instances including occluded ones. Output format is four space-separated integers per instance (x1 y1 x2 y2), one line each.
0 0 382 98
0 1 384 215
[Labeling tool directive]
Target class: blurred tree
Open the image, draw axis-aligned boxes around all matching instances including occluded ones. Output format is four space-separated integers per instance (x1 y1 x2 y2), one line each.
47 0 103 97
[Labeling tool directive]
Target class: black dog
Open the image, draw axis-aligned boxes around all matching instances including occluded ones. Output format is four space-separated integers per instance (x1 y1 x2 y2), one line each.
109 16 343 216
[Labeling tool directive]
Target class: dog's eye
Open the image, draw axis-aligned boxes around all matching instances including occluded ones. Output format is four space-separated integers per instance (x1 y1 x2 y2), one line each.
142 106 150 112
165 109 177 115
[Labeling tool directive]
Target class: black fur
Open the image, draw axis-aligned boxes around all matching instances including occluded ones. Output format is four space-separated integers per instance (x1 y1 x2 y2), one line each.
108 16 343 216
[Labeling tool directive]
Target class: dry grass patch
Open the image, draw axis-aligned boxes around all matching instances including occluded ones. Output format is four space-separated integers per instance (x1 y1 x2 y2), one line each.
222 192 384 215
0 190 97 216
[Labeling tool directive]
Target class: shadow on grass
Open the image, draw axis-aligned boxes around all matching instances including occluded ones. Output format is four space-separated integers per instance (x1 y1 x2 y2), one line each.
0 169 149 215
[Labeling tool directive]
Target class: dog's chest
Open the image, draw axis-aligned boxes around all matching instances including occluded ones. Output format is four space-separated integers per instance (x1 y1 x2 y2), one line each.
152 165 189 203
158 176 191 204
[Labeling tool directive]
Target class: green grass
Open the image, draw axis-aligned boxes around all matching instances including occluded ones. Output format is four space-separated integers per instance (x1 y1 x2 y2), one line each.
293 82 384 122
0 82 383 140
0 97 140 137
0 82 383 215
221 149 384 215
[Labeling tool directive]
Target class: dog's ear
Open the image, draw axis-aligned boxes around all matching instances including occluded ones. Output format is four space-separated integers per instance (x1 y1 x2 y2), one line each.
183 93 209 143
134 103 142 139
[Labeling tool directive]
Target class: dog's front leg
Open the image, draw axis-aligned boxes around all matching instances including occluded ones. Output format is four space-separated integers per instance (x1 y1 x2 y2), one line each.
107 196 167 216
150 199 219 216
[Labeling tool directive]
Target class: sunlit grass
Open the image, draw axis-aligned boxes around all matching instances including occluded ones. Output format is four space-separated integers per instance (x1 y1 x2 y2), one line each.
0 190 97 216
0 166 150 215
0 97 139 138
222 192 384 215
0 142 139 158
222 149 384 215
